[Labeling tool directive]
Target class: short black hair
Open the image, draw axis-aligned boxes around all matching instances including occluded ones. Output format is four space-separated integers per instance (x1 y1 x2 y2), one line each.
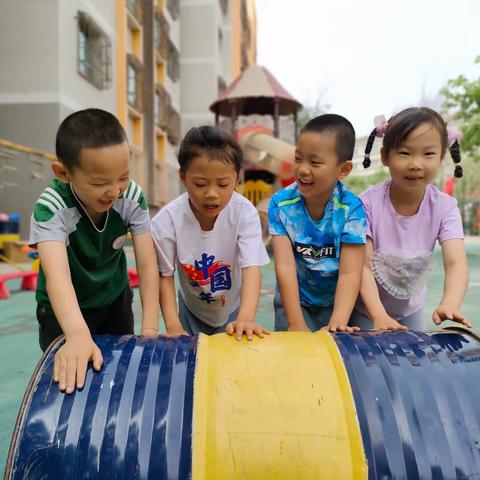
301 113 356 163
178 126 243 174
55 108 127 170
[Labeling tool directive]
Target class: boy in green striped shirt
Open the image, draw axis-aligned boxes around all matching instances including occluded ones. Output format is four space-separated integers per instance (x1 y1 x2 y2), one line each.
29 109 159 393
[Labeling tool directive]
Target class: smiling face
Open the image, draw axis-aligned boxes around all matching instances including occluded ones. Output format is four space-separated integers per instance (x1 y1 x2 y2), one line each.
382 122 443 195
53 141 130 223
295 130 351 206
180 154 238 231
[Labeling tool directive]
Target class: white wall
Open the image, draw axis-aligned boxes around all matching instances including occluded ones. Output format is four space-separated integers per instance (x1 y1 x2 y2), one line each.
0 0 59 93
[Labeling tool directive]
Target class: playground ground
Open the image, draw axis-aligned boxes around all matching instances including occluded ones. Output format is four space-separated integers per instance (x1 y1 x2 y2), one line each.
1 238 479 473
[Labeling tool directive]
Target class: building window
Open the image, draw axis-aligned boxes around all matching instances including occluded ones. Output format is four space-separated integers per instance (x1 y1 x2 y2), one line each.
77 12 111 90
127 54 143 111
167 0 180 20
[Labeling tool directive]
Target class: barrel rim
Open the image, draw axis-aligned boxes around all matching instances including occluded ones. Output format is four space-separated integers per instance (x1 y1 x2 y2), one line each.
3 335 65 479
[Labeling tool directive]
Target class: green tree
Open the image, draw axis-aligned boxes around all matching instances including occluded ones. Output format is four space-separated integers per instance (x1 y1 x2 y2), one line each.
297 94 330 130
442 56 480 158
343 170 389 195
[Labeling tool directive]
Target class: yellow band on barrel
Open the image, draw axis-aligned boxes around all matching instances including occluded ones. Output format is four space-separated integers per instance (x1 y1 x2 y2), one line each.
192 331 367 479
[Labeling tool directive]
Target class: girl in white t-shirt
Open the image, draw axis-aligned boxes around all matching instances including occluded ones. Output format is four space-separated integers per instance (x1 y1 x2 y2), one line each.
351 107 471 331
151 126 270 339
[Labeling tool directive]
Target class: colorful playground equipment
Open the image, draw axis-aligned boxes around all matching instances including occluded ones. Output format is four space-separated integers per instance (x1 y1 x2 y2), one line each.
5 328 480 479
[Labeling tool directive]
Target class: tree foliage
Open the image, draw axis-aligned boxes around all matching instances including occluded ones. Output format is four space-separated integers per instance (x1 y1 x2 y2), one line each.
297 94 330 130
442 56 480 158
343 170 389 195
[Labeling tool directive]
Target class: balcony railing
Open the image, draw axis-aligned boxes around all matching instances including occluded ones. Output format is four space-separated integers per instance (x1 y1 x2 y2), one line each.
154 9 170 60
167 0 180 20
127 0 142 23
167 106 181 145
155 83 171 131
167 40 180 82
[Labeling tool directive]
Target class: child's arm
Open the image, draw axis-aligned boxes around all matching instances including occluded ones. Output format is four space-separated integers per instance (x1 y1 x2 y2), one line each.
432 238 471 327
271 235 310 331
327 243 364 332
226 266 270 340
37 241 103 394
358 239 407 331
132 231 160 336
159 275 188 335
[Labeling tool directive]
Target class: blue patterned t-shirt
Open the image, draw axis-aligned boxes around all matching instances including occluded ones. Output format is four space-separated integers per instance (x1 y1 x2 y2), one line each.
268 181 366 307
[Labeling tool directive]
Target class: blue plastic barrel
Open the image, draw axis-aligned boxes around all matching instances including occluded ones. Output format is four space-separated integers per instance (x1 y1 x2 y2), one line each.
4 329 480 479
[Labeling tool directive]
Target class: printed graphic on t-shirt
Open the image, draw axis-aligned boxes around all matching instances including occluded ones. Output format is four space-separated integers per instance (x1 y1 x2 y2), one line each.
371 249 435 300
295 242 336 260
181 252 232 305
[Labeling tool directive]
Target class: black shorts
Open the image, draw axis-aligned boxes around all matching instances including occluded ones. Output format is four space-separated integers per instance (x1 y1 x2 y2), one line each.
36 286 135 351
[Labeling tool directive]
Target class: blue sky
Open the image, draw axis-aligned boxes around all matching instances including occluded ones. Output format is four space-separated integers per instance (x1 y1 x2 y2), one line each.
256 0 480 135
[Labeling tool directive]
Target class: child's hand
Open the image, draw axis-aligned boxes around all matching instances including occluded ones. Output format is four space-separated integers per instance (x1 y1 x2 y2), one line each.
226 319 270 341
166 324 189 336
432 303 472 328
53 331 103 394
141 327 160 337
324 318 360 333
372 313 408 331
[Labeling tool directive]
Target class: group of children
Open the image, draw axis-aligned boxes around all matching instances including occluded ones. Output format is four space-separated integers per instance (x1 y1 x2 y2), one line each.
29 106 471 393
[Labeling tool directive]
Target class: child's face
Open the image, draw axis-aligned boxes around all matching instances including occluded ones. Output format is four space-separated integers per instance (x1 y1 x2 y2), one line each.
382 122 443 194
180 154 238 230
294 130 348 202
54 141 130 221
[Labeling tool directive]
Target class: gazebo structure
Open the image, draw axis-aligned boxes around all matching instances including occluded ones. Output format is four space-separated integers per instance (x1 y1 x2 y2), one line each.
209 64 302 140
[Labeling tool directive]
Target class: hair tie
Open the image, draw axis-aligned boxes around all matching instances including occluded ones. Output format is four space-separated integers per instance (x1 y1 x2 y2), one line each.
447 126 463 148
374 115 388 137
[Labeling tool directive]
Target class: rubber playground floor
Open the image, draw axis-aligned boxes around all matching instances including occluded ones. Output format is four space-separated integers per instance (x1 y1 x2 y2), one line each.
1 240 479 473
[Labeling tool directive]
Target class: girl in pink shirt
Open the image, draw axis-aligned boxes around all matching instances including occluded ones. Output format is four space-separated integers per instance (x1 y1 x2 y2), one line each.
351 107 471 331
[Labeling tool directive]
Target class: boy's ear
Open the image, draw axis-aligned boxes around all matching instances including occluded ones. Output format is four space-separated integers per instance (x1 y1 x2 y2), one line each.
338 160 353 179
51 161 70 184
179 169 185 185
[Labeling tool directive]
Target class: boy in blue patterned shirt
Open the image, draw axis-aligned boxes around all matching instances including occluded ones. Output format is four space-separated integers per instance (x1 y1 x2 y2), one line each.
268 114 366 332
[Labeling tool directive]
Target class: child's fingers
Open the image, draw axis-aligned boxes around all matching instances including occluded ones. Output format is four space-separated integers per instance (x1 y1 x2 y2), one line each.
53 353 60 382
454 313 472 328
226 323 235 335
252 325 265 338
261 327 271 335
76 357 88 389
245 327 254 341
58 356 68 391
236 325 246 341
92 347 103 372
432 311 442 325
65 358 77 394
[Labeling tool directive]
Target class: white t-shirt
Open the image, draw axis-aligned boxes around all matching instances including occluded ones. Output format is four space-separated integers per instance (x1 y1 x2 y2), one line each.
151 192 269 327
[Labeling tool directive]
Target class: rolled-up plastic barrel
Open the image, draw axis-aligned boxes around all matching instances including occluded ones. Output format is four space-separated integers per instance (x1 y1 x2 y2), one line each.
5 329 480 479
